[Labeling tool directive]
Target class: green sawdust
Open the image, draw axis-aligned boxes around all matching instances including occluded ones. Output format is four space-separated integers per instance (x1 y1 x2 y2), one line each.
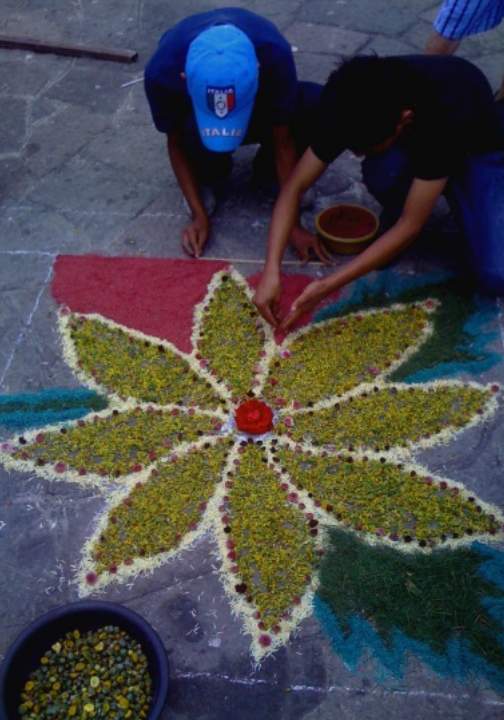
226 443 317 629
92 439 231 573
278 385 489 450
14 408 218 477
322 280 483 381
197 274 265 398
263 305 429 408
69 315 221 409
318 528 504 668
276 446 499 543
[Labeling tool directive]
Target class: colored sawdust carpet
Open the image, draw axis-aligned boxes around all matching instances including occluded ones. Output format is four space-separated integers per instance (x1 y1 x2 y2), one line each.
1 258 503 668
316 531 504 690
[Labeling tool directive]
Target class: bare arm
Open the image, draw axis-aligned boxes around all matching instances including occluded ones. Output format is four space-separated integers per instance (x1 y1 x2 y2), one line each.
271 124 299 187
253 148 329 325
271 128 332 265
167 131 209 258
266 148 328 268
281 176 448 329
425 30 460 55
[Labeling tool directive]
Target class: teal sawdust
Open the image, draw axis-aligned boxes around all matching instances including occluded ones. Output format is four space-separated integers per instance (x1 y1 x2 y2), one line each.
316 529 504 690
0 388 107 430
315 271 501 383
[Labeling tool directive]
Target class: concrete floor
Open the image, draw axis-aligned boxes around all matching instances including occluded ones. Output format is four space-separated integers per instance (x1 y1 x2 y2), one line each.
1 1 504 718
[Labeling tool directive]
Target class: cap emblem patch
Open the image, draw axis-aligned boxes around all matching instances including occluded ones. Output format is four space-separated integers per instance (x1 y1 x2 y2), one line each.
207 86 236 118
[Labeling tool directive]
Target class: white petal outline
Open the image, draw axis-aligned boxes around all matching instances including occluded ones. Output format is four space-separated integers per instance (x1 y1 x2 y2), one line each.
272 437 504 553
58 309 232 408
0 402 227 488
261 299 439 410
77 435 234 595
279 298 439 353
210 439 322 662
277 379 500 456
191 267 276 400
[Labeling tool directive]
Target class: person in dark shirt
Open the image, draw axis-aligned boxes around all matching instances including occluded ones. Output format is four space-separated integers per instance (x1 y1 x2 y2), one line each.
253 54 504 328
144 7 327 260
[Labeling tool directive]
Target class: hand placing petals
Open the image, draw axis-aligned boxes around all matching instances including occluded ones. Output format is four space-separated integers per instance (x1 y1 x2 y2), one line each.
281 279 332 331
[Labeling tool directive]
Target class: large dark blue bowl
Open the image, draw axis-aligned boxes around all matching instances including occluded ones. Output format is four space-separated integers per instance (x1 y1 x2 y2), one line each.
0 601 169 720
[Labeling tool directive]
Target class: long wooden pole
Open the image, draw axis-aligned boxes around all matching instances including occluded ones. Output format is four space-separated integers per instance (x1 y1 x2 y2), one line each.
0 34 138 63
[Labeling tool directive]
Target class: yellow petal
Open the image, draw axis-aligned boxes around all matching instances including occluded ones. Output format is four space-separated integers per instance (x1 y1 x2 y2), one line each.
12 407 220 479
65 313 222 409
276 444 501 545
89 438 232 575
223 443 317 631
281 383 492 451
264 303 433 408
196 272 269 399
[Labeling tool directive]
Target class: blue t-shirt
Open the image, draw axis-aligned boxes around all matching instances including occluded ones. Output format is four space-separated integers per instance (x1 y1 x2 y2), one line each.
144 7 298 136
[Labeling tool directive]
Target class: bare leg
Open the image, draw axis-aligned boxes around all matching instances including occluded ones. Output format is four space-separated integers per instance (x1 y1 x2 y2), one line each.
425 30 460 55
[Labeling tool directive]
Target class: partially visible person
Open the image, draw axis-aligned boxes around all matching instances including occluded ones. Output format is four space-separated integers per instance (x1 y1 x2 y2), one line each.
253 55 504 329
425 0 504 100
144 7 329 261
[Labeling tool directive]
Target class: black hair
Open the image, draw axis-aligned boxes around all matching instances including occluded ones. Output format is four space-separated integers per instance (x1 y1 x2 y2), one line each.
321 55 414 153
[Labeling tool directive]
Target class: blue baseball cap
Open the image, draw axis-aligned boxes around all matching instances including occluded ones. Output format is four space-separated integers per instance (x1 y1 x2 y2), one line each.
185 24 259 152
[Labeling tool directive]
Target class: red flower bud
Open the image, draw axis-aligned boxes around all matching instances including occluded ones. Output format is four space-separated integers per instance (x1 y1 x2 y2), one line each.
235 400 274 435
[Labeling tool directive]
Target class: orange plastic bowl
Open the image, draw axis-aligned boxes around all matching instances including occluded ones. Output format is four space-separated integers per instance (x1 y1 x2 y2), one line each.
316 203 379 255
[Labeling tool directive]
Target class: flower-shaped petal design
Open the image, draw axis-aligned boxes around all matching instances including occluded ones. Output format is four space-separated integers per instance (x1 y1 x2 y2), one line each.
277 383 492 452
195 271 273 398
10 406 220 481
275 444 500 545
1 266 502 662
220 443 319 642
86 437 232 579
262 304 433 407
64 313 224 409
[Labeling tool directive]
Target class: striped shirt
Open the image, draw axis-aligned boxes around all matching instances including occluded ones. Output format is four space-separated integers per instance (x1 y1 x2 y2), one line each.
434 0 504 39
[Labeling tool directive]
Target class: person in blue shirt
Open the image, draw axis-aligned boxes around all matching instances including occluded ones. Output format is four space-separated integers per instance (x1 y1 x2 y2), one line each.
145 7 328 261
426 0 504 57
425 0 504 100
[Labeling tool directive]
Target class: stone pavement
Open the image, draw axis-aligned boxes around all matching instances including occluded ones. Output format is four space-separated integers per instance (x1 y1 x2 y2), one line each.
1 2 504 719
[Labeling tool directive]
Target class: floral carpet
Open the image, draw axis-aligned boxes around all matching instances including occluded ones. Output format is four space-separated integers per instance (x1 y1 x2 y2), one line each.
1 256 503 688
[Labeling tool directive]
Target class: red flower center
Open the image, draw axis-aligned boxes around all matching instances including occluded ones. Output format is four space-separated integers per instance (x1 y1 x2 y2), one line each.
235 399 274 435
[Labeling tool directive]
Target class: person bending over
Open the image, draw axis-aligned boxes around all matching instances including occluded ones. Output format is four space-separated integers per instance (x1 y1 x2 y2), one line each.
145 7 327 261
254 55 504 329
